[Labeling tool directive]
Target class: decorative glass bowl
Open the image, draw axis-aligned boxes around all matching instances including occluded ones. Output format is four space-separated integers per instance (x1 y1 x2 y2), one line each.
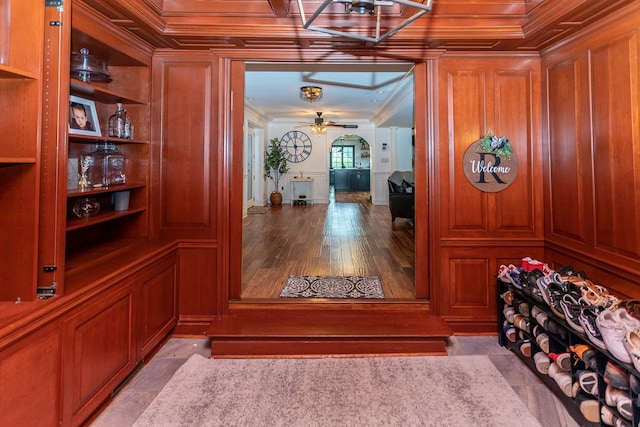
72 198 100 218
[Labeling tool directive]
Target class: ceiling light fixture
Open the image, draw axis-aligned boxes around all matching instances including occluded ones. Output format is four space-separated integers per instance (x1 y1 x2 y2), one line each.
300 86 323 102
296 0 434 43
310 124 327 135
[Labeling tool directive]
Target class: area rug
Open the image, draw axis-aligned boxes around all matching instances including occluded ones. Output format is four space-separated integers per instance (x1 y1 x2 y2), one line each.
247 206 269 214
133 354 541 427
279 275 385 299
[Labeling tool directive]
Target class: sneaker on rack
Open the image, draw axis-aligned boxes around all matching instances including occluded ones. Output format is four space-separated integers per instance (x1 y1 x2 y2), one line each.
531 305 549 329
548 352 572 371
559 294 586 333
605 384 633 421
502 323 516 343
579 305 608 351
544 281 567 319
500 289 515 305
597 308 640 364
533 351 550 374
575 391 600 423
503 304 516 323
604 361 630 391
570 344 598 371
576 369 599 395
518 339 532 357
623 328 640 373
548 362 573 397
535 332 549 353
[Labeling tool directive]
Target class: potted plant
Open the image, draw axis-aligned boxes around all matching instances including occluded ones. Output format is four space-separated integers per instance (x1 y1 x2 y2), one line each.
264 137 289 206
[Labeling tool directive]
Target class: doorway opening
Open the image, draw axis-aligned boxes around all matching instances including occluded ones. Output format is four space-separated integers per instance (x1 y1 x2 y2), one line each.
237 61 421 301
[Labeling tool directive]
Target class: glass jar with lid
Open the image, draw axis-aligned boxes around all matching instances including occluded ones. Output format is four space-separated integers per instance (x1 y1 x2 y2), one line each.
85 142 126 187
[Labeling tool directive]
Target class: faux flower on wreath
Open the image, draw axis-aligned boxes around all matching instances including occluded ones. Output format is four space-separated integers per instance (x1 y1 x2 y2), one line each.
478 132 512 159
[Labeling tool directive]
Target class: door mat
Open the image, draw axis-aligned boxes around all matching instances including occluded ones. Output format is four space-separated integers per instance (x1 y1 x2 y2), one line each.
279 275 385 299
247 206 270 214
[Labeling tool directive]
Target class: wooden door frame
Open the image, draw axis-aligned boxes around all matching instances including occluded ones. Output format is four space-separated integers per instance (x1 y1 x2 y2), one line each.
227 56 432 305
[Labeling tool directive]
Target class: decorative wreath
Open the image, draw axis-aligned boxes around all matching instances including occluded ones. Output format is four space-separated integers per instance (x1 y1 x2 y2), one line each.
478 132 512 159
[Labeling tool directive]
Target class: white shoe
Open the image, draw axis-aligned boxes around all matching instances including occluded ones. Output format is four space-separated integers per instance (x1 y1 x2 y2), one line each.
597 308 640 363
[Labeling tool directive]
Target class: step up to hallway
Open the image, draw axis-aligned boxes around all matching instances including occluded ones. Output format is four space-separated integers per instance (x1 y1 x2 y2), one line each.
206 310 453 358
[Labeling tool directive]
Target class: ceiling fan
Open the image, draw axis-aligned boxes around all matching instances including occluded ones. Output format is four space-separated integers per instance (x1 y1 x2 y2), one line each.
298 112 358 134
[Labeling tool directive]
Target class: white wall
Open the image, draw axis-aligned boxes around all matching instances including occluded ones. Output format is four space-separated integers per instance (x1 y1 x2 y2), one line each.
244 116 414 207
244 107 269 216
267 120 376 204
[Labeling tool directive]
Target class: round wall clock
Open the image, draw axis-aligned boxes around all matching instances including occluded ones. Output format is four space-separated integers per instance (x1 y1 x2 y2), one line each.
280 130 312 163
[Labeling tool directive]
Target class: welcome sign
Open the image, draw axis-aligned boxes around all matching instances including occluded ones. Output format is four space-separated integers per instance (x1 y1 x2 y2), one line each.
463 134 519 192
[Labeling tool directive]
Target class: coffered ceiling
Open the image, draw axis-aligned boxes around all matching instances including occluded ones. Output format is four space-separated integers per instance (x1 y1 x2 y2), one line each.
74 0 631 127
79 0 632 52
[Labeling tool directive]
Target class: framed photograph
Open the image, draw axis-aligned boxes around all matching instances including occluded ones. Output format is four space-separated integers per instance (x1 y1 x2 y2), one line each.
68 95 101 136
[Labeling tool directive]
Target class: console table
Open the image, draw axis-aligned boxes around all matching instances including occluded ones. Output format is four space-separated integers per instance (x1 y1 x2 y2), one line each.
291 177 313 205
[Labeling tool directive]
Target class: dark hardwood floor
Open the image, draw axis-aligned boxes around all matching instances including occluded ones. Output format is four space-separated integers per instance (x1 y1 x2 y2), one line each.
241 188 416 299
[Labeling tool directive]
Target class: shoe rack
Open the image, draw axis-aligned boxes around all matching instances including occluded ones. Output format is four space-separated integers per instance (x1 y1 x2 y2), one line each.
498 279 638 427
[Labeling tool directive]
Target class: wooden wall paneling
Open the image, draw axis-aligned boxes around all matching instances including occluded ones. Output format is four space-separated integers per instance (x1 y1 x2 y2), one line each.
175 244 219 333
441 67 489 235
152 52 219 240
441 250 492 318
137 254 178 358
0 322 61 426
493 68 541 233
542 4 640 279
591 33 640 258
545 53 593 246
61 283 136 426
436 56 543 330
545 248 640 301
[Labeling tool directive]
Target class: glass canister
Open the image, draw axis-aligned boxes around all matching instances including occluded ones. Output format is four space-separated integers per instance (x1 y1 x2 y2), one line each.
108 103 127 138
85 142 126 187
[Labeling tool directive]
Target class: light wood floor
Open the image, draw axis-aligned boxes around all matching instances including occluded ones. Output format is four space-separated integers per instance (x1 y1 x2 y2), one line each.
241 189 416 299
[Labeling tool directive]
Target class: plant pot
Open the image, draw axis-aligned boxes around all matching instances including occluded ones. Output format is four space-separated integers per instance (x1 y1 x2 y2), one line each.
270 191 283 206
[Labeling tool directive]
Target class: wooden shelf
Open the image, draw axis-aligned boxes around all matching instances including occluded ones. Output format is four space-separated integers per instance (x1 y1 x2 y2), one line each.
0 64 39 80
70 79 146 104
67 182 145 198
66 207 145 231
0 157 37 165
68 134 147 145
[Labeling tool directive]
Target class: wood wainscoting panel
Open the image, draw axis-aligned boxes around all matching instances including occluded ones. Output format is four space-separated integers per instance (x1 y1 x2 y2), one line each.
493 70 539 233
438 246 545 333
591 32 640 258
175 243 220 333
0 322 61 426
542 4 640 277
437 56 542 239
61 283 136 426
440 67 488 233
152 52 219 240
545 53 593 245
138 254 178 358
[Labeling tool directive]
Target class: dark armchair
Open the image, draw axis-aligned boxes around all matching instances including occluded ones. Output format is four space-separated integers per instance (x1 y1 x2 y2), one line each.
387 171 415 222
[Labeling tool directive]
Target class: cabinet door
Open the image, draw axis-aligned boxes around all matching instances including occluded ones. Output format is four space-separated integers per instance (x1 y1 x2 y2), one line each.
334 169 349 191
358 170 370 191
138 255 177 358
61 283 136 426
0 323 61 426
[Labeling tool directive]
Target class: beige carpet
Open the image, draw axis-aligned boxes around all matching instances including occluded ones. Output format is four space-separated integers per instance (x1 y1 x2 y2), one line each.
133 354 541 427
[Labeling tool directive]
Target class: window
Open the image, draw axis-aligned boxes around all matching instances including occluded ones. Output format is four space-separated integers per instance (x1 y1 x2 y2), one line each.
330 145 355 168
